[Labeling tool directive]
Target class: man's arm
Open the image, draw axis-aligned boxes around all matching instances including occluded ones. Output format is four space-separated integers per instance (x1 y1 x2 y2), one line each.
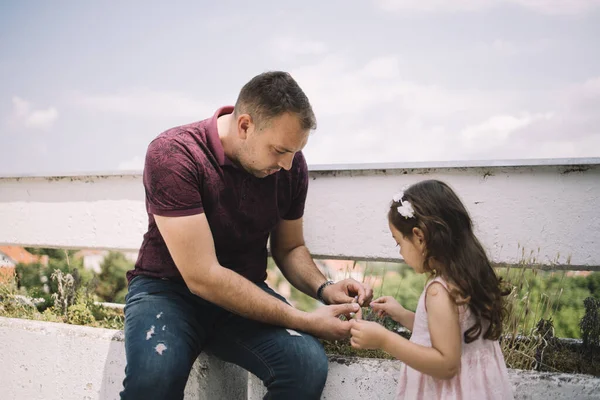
155 213 358 340
270 218 327 299
270 218 373 306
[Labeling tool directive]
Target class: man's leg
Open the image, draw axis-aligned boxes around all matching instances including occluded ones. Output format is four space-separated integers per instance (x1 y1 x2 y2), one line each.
204 284 329 400
120 276 217 400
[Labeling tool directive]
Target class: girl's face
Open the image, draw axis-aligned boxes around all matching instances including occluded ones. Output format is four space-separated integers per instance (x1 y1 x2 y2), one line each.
389 221 426 274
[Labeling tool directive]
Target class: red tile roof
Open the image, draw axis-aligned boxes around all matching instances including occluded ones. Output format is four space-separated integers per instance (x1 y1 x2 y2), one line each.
0 246 49 267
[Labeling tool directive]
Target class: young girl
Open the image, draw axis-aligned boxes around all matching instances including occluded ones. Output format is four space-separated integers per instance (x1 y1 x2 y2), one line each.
350 179 514 400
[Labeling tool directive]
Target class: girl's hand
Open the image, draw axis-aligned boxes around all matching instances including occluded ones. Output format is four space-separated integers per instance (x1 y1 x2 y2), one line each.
370 296 406 322
349 319 390 350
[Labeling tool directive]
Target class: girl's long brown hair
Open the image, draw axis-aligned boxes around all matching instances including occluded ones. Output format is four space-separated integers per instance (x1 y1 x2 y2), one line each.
389 180 510 343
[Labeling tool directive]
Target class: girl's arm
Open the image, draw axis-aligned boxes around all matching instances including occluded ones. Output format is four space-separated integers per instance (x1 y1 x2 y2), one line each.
351 282 461 380
395 309 416 331
370 296 415 330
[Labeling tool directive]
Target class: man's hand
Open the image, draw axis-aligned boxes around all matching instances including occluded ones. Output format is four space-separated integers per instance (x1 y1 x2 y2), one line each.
321 278 373 306
304 303 360 340
349 319 390 350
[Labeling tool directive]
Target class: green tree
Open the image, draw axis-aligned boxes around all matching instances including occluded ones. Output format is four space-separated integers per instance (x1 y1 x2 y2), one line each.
95 251 132 303
587 272 600 299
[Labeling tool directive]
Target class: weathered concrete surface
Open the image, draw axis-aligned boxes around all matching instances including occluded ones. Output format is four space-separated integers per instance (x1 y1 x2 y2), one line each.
1 159 599 269
248 356 403 399
2 317 599 400
510 370 600 400
0 317 247 400
248 357 600 400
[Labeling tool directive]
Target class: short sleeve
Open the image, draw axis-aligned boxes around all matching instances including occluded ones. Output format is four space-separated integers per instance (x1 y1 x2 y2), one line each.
143 137 204 217
282 152 309 220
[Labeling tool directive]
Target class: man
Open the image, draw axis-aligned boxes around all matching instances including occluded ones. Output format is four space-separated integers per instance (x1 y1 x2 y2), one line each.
121 71 373 400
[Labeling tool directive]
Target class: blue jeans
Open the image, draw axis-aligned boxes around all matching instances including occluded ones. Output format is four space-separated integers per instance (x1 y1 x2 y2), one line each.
120 276 328 400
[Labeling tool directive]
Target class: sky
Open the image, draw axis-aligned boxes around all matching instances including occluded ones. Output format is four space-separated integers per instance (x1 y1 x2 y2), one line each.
1 0 599 175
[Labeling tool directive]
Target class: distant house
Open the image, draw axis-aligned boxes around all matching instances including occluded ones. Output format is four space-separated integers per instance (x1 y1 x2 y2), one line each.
0 246 49 283
315 259 364 283
73 249 139 273
0 246 49 268
73 250 108 273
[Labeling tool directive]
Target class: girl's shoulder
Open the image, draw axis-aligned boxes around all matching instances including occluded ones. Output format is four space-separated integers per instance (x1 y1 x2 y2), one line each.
425 275 463 296
424 275 450 292
422 276 452 311
423 275 469 314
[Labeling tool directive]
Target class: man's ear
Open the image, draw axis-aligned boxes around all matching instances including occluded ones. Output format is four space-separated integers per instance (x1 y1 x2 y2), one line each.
237 114 253 140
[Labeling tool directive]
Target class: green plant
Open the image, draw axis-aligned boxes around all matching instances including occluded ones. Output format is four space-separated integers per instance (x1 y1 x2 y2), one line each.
67 303 96 325
580 297 600 352
498 262 563 371
14 248 94 312
1 258 125 329
51 269 76 317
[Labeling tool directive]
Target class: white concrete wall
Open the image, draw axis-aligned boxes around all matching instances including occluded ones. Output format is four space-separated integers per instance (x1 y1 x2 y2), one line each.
306 160 600 269
1 159 598 269
249 360 600 400
0 317 248 400
2 318 599 400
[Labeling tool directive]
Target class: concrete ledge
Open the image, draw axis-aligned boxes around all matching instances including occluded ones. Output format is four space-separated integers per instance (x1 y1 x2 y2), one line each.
248 358 600 400
0 317 248 400
248 356 403 399
2 317 600 399
509 370 600 399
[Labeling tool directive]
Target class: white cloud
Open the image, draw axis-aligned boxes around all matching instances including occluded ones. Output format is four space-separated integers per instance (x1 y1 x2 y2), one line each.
117 155 144 171
304 113 454 164
488 39 521 56
291 51 598 164
575 76 600 102
375 0 600 14
293 53 508 163
10 96 59 130
474 38 554 58
12 97 30 118
270 37 328 57
362 57 402 80
26 108 59 129
458 76 600 159
376 0 494 13
292 54 496 120
522 77 600 140
72 88 213 119
514 0 600 14
461 113 553 150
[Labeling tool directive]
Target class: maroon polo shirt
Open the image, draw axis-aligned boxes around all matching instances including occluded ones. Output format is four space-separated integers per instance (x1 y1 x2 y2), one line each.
127 106 309 284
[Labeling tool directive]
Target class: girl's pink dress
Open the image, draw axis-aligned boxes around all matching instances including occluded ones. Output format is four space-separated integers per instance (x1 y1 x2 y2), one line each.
397 277 514 400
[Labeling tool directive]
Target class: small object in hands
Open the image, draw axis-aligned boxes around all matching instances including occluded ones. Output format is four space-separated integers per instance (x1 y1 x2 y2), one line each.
317 280 335 304
348 296 361 318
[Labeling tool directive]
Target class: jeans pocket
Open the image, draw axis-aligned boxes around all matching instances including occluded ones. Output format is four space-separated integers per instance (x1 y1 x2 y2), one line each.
125 276 179 305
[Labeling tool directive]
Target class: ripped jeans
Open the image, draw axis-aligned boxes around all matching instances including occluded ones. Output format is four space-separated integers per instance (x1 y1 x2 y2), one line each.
120 276 328 400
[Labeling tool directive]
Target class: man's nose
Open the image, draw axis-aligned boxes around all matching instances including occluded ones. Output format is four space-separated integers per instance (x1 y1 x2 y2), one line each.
279 154 294 171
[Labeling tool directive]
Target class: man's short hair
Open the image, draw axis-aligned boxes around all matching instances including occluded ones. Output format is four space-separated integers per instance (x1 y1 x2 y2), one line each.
234 71 317 131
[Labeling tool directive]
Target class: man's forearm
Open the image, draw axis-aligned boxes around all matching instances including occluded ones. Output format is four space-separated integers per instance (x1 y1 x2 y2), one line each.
190 263 310 330
273 245 327 299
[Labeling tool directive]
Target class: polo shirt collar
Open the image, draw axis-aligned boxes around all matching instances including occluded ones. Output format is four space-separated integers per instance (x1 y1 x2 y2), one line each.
206 106 235 167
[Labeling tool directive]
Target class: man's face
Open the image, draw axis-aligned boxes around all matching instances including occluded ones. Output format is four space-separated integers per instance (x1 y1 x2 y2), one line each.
237 112 310 178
